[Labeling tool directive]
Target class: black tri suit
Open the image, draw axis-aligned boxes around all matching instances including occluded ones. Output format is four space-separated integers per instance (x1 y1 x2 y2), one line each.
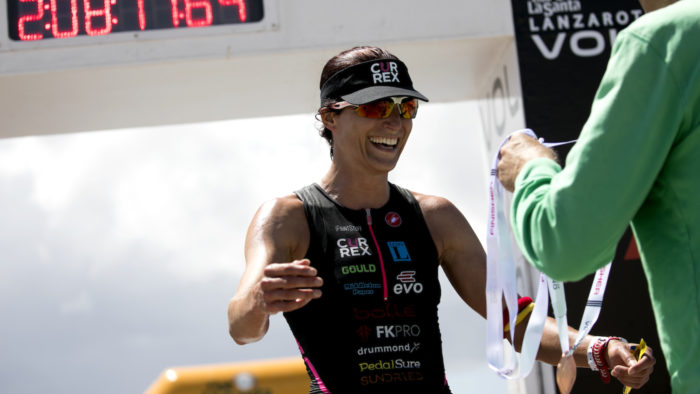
284 183 452 393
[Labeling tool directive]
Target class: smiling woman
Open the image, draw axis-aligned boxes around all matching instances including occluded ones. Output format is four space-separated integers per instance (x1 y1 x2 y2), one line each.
226 46 498 394
0 92 505 393
315 47 426 160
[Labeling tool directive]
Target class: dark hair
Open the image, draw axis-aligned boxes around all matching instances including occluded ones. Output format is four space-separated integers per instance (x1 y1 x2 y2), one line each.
317 46 399 158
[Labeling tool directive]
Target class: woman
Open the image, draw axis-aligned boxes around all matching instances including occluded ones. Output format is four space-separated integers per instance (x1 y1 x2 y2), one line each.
228 46 654 393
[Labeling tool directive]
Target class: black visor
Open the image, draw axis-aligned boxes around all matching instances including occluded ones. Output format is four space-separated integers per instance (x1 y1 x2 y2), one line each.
320 58 429 106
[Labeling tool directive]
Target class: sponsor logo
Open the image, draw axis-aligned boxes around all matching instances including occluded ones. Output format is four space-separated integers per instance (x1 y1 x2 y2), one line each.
527 0 582 18
357 325 371 343
397 271 416 282
394 271 424 295
522 1 643 60
370 61 400 84
385 212 402 227
344 282 381 296
335 224 362 232
337 237 372 258
359 359 421 372
387 241 411 262
376 324 421 338
360 371 424 386
341 264 376 275
353 304 416 320
357 342 420 356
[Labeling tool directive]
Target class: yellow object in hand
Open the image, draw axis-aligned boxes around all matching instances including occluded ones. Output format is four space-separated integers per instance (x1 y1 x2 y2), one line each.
623 338 647 394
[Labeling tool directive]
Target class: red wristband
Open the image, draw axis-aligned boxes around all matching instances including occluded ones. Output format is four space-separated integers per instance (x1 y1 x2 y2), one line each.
592 336 621 384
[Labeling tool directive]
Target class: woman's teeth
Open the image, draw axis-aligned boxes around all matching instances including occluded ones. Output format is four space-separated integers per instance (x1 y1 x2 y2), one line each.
369 137 398 146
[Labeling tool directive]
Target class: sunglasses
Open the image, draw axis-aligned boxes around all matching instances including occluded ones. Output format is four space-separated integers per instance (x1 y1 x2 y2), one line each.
329 96 419 119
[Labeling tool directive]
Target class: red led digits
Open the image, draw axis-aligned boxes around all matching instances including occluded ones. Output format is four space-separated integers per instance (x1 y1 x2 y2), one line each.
171 0 214 28
218 0 246 22
83 0 113 35
50 0 79 38
184 0 212 27
10 0 263 40
169 0 179 27
137 0 146 29
18 0 45 40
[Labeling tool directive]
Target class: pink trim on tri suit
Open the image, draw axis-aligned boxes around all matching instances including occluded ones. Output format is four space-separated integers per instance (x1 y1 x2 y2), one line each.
365 208 388 301
297 340 331 393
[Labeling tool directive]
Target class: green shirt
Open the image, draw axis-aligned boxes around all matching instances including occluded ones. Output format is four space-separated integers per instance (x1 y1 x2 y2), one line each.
510 1 700 392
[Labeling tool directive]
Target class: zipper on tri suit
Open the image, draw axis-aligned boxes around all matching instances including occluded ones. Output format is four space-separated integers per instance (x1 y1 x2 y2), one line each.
365 208 388 301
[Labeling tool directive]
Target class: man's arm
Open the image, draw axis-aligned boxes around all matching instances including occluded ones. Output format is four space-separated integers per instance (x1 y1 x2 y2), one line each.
227 195 322 345
497 28 683 281
417 194 655 387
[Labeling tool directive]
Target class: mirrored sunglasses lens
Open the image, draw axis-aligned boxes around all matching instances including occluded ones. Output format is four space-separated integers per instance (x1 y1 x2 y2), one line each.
399 100 418 119
357 101 393 118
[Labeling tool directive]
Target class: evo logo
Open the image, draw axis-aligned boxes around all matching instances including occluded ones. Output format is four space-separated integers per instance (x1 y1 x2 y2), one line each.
387 241 411 262
394 271 423 295
337 237 372 258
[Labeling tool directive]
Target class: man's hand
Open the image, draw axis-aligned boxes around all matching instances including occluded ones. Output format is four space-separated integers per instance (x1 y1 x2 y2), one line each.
497 132 558 192
607 339 656 389
259 259 323 314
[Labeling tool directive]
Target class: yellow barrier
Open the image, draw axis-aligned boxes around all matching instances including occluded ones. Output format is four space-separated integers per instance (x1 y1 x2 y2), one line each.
145 357 310 394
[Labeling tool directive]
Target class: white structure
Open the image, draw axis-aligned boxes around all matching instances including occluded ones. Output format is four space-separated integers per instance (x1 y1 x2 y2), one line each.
2 0 517 138
0 1 554 393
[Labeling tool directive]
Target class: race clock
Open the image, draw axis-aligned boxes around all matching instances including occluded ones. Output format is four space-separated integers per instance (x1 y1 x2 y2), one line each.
7 0 263 40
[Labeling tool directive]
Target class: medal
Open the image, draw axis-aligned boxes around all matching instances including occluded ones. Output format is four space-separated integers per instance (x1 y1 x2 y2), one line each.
556 353 577 394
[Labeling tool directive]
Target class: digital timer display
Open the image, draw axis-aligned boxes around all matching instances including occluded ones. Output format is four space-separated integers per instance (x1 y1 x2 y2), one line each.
7 0 263 40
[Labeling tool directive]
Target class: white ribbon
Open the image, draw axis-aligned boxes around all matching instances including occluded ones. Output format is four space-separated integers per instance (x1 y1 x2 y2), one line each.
567 262 613 356
486 129 549 378
486 129 610 378
548 278 570 355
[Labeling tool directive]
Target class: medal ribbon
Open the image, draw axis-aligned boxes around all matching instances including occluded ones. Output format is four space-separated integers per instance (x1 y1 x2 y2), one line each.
486 129 610 378
486 129 550 378
566 262 613 356
548 278 570 355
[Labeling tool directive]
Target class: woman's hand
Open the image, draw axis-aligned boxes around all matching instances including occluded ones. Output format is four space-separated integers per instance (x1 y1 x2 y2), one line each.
259 259 323 314
607 339 656 389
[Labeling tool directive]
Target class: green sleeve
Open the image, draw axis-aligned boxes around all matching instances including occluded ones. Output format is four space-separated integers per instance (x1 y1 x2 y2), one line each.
511 29 683 281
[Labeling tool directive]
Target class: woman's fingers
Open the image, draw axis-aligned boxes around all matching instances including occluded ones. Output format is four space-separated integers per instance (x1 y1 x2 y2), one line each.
259 259 323 313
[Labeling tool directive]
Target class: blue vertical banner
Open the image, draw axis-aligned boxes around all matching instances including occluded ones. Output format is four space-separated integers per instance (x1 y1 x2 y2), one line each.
509 1 672 393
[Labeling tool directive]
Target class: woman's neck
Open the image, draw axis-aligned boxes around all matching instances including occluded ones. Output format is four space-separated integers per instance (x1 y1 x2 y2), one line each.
319 168 390 209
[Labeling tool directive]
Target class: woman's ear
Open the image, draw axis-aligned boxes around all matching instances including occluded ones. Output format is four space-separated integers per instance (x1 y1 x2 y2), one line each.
321 110 337 132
